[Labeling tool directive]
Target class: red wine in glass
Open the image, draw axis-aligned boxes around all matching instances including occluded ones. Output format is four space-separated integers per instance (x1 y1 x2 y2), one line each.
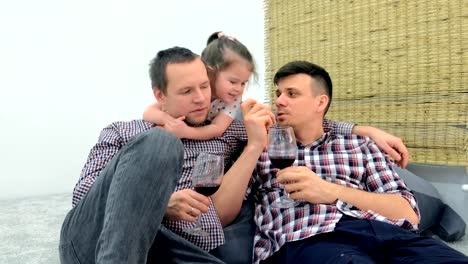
194 184 220 196
184 153 224 237
270 157 295 169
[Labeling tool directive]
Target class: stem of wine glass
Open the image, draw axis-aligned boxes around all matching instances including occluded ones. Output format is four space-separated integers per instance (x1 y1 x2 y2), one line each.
184 212 209 236
281 182 291 199
194 215 202 228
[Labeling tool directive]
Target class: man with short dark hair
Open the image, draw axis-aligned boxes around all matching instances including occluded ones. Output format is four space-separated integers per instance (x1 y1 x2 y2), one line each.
252 60 468 263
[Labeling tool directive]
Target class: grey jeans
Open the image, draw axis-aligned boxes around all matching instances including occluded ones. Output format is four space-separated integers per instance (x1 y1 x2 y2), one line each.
59 128 224 264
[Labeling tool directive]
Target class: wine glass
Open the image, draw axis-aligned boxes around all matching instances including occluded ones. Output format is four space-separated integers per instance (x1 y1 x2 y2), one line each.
267 126 298 208
184 152 224 236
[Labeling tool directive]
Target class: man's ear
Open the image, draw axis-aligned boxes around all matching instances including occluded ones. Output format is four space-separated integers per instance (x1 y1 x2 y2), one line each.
153 88 166 103
317 94 329 113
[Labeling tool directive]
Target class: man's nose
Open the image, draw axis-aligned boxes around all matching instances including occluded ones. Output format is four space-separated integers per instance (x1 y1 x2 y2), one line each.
193 88 206 103
275 94 285 106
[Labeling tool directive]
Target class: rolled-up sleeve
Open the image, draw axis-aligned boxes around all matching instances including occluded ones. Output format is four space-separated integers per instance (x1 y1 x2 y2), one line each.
364 139 420 228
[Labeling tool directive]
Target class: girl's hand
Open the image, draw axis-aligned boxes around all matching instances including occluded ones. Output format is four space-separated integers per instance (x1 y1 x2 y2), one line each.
241 99 275 150
163 116 189 139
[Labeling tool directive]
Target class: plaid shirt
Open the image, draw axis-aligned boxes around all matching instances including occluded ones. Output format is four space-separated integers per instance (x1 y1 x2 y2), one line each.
72 119 247 251
252 132 420 263
72 118 353 252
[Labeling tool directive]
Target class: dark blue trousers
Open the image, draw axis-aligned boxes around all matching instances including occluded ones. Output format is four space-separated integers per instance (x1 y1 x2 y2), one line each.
266 216 468 264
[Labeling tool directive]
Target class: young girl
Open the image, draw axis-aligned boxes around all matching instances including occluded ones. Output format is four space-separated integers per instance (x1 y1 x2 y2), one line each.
143 31 253 140
144 32 409 167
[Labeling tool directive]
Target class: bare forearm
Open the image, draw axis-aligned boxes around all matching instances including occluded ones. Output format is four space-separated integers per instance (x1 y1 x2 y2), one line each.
143 103 173 125
352 125 371 137
212 144 263 226
330 184 419 224
182 113 232 140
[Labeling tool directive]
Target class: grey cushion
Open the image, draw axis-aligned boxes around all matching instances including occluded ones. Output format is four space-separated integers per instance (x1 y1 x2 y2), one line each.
394 166 466 241
432 205 466 242
394 167 445 232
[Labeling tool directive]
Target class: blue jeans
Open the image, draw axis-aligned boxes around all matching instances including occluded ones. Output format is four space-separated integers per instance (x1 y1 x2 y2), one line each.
59 129 224 264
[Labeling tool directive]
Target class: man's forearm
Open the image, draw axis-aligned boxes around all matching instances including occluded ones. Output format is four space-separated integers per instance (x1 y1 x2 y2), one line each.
351 125 370 137
330 184 419 225
212 144 263 226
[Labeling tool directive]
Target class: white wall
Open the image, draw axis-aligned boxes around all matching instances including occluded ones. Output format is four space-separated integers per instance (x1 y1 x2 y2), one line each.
0 0 265 199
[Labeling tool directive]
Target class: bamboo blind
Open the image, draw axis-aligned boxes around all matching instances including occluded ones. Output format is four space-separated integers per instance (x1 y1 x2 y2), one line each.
264 0 468 167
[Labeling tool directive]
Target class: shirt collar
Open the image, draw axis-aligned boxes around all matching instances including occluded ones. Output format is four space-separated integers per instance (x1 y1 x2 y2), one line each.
297 132 330 148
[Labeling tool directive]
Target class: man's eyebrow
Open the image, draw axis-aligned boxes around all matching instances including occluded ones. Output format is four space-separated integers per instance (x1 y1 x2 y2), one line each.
178 81 210 91
280 87 298 92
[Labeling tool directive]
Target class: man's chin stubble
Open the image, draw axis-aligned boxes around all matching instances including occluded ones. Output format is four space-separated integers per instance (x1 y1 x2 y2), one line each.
184 116 208 127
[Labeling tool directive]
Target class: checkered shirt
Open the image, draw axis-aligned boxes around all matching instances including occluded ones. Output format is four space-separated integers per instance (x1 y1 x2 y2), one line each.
251 133 420 263
72 119 247 251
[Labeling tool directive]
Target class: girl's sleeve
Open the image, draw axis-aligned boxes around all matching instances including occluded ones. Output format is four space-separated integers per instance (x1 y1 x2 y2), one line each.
218 99 241 119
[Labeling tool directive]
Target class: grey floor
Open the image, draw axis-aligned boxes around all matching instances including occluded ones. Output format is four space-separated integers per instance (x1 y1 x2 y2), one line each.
0 164 467 263
0 193 70 264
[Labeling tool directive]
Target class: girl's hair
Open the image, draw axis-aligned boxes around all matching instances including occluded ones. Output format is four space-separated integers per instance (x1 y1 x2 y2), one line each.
201 31 257 84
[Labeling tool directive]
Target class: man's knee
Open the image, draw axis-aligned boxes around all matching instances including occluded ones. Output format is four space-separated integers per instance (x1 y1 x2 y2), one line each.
139 128 183 156
131 129 185 189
